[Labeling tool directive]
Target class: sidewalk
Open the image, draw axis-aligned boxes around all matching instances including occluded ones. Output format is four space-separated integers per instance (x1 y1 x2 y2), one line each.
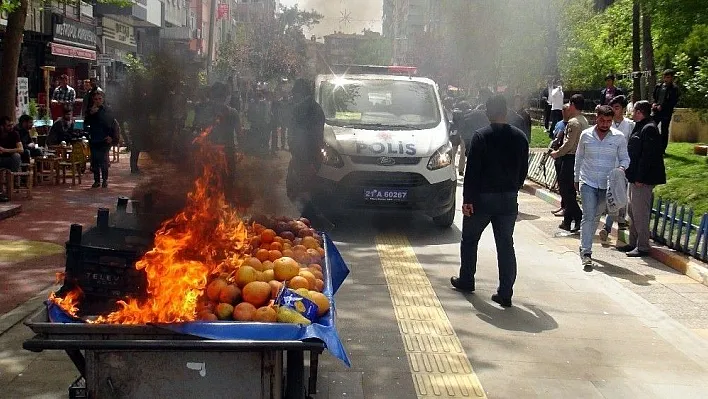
0 158 142 316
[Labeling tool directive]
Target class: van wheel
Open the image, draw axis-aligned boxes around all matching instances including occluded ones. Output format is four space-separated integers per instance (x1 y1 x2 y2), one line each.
433 202 456 228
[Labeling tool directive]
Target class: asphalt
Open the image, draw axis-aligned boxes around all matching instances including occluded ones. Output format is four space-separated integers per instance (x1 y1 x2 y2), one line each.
2 152 708 398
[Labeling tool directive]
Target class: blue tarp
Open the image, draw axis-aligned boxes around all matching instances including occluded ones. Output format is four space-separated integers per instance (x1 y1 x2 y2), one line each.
48 234 351 366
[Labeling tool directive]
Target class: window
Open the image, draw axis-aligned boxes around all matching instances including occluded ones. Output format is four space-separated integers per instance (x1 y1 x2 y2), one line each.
320 79 441 130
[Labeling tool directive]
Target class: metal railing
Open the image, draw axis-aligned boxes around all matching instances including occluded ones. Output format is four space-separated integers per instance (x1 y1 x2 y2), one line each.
526 151 708 262
652 198 708 262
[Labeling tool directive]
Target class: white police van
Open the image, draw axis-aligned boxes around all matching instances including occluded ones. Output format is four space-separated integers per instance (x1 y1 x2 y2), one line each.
313 65 457 227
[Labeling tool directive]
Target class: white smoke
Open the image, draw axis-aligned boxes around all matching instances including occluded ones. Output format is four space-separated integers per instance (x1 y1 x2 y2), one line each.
288 0 382 37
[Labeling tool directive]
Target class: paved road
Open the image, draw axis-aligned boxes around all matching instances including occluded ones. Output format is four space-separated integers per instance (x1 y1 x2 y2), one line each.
2 154 708 398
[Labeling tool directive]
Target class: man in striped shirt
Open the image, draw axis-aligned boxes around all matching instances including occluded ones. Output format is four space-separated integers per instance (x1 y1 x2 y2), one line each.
574 105 630 271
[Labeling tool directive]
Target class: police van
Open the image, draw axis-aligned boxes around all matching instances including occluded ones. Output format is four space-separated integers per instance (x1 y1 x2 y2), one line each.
313 65 457 227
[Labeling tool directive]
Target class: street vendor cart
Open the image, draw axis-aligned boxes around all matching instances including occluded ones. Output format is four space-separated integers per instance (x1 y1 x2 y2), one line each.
23 205 351 399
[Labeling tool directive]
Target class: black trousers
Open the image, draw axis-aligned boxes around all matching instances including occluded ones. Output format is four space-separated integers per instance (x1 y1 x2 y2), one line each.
459 192 518 299
654 114 672 151
544 104 552 129
549 109 563 138
558 154 582 226
90 143 109 182
554 158 565 209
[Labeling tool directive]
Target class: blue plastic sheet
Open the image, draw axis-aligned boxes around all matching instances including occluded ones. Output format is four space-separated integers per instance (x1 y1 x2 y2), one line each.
48 234 351 366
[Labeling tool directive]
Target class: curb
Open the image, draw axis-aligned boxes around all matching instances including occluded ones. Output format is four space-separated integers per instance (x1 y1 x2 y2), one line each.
0 203 22 221
522 180 708 287
0 285 54 336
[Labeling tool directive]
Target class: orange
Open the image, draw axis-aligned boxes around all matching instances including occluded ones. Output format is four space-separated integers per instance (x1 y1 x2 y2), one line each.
268 249 283 262
218 285 242 304
308 264 322 272
233 302 257 321
206 278 228 302
298 270 316 289
293 251 310 265
244 257 264 271
306 248 321 262
253 306 277 322
242 281 272 307
255 248 271 262
289 276 310 290
253 223 266 234
261 229 277 244
269 280 283 298
197 310 218 321
250 236 262 250
309 291 330 316
261 269 275 282
282 249 294 258
293 245 307 253
314 279 324 292
235 266 258 288
302 236 319 250
273 257 300 281
270 242 283 251
262 260 274 270
317 247 325 258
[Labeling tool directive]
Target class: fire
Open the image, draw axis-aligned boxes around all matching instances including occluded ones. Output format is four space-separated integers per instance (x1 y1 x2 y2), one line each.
48 286 83 318
89 128 250 324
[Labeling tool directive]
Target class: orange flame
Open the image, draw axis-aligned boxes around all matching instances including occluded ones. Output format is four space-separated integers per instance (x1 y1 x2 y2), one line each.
91 128 249 324
49 286 83 318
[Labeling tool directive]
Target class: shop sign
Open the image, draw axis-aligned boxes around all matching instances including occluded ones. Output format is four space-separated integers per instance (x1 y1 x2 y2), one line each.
101 18 136 49
53 16 97 49
51 42 97 61
16 78 29 120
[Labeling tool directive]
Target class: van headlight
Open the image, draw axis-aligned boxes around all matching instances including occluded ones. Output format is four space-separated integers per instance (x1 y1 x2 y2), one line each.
321 143 344 168
427 142 453 170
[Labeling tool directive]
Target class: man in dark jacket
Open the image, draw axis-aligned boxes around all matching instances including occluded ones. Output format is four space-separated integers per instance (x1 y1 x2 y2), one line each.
15 114 40 163
618 101 666 257
84 91 117 188
82 78 102 117
600 74 625 106
450 95 529 308
652 69 680 152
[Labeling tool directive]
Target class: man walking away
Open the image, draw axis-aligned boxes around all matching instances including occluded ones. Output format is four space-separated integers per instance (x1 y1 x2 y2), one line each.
551 94 589 231
84 92 118 188
549 104 569 217
548 80 564 139
619 101 666 257
652 69 680 153
600 74 625 106
600 95 635 239
509 94 532 143
450 95 529 308
575 106 630 271
451 101 474 177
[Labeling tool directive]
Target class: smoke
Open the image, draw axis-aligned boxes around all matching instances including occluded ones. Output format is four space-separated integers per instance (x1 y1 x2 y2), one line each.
297 0 382 36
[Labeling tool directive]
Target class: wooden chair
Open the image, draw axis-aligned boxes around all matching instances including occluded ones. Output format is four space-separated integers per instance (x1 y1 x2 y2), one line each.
34 157 59 185
57 160 82 185
0 168 33 200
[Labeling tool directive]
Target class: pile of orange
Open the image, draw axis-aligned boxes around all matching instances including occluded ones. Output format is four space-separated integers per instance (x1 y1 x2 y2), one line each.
196 216 331 323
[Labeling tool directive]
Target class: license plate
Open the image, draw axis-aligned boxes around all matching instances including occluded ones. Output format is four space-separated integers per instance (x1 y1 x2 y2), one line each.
363 189 408 201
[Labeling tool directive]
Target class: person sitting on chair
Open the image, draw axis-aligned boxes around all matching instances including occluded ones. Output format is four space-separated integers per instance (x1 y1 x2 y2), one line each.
48 107 76 146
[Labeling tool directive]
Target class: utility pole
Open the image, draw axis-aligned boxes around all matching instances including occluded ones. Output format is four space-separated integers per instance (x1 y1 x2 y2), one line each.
207 0 218 80
631 0 642 99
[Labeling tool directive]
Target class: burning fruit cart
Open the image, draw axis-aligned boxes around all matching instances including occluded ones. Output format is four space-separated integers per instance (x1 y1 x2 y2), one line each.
23 129 351 398
23 208 350 399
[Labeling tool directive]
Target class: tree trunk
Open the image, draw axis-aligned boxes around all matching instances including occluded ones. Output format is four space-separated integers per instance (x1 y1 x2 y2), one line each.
0 0 29 122
641 3 656 100
632 0 642 99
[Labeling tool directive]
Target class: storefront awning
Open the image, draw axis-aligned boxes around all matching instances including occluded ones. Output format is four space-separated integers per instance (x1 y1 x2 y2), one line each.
50 42 96 61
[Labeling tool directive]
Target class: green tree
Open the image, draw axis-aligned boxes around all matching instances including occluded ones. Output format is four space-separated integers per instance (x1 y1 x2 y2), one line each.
0 0 131 121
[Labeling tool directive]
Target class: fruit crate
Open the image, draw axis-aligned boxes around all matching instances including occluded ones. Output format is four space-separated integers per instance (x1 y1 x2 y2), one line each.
59 210 153 316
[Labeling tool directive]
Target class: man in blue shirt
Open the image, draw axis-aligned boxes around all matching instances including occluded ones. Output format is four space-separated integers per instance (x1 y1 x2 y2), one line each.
574 105 630 271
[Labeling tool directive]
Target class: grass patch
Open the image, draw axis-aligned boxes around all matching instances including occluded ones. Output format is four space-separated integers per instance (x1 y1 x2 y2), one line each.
530 125 551 149
653 143 708 225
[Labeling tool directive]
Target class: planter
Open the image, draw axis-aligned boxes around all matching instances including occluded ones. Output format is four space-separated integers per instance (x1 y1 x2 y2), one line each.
670 108 708 143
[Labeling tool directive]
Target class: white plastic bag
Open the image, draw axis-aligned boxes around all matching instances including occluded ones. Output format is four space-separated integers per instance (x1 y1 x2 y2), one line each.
606 168 628 216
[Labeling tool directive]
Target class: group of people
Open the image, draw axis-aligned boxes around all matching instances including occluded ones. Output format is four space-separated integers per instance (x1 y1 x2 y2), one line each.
0 75 118 191
448 69 678 307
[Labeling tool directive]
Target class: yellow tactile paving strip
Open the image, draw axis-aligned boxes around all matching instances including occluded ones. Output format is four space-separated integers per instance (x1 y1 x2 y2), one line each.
376 234 487 398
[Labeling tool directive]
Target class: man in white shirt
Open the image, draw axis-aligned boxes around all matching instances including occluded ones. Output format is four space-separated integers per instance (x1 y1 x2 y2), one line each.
574 105 630 271
600 95 634 240
548 80 564 138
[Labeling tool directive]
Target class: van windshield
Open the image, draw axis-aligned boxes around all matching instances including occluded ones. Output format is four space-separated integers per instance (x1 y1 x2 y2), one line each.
319 78 441 130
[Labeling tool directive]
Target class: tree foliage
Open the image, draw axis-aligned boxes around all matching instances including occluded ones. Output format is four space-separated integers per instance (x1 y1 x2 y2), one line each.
215 5 323 83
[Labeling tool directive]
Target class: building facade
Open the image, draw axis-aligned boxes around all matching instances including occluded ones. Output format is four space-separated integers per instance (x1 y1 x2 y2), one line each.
382 0 428 65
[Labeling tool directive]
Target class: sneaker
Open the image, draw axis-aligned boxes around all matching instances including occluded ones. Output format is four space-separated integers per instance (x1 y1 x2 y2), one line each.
491 294 512 308
102 181 108 188
91 181 100 188
582 255 593 272
599 229 609 241
626 248 650 257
